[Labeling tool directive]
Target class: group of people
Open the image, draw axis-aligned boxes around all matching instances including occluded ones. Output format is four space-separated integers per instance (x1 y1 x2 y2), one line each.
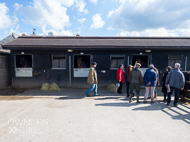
117 63 157 103
116 62 185 107
85 62 185 107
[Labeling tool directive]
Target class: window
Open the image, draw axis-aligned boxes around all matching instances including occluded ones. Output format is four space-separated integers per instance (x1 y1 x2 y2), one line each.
74 55 90 68
110 55 125 69
168 55 183 67
52 55 66 69
16 55 32 68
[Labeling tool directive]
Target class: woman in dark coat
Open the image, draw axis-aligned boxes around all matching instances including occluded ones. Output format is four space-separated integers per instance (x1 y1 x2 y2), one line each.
125 65 133 97
162 66 172 101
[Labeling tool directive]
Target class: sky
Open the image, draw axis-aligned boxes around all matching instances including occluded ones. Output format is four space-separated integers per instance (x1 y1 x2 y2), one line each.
1 0 190 40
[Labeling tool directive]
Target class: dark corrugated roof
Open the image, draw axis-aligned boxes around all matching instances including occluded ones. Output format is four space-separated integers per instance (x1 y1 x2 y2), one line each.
2 36 190 50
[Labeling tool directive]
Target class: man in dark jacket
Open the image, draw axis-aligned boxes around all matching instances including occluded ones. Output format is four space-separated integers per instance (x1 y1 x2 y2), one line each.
129 63 143 103
165 63 185 107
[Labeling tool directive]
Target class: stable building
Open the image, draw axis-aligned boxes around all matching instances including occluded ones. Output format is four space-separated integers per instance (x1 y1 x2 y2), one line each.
2 36 190 88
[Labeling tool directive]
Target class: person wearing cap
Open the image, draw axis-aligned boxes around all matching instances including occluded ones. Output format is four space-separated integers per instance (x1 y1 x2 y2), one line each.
129 63 143 103
144 64 157 103
85 62 99 97
117 64 125 94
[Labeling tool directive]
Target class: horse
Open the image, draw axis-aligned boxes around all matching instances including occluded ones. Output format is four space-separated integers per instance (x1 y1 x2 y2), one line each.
136 58 144 67
20 57 30 67
77 57 85 68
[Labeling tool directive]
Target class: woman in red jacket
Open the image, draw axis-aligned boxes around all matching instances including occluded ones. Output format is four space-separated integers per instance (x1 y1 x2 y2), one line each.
117 64 125 94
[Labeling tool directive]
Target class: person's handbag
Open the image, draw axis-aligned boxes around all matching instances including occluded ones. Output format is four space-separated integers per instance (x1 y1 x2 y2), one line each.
116 83 120 88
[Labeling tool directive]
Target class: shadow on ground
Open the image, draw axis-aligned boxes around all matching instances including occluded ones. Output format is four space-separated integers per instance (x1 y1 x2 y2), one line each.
0 87 27 96
95 98 190 125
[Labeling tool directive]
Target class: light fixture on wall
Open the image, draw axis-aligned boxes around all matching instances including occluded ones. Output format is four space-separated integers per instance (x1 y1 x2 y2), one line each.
80 52 84 55
67 49 73 52
139 53 143 55
21 52 24 54
145 50 151 52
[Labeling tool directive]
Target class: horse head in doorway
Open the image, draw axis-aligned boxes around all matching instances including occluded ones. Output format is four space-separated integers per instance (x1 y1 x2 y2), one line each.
20 57 30 67
77 57 85 68
136 58 144 67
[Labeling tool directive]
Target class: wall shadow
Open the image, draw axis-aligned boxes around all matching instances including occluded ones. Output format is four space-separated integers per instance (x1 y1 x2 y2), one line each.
95 100 190 125
95 101 142 108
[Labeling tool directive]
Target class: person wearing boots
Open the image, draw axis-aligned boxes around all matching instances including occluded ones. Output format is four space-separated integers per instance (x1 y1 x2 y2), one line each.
148 64 160 99
129 63 143 103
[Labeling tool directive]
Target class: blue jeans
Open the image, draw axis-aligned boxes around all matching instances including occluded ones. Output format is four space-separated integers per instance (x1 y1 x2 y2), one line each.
167 86 180 105
86 84 98 95
154 89 157 94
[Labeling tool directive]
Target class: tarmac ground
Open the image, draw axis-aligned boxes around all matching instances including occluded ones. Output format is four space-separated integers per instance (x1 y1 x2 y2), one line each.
0 87 190 142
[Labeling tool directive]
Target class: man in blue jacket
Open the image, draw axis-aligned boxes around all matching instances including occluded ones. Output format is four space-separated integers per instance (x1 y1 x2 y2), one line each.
165 63 185 107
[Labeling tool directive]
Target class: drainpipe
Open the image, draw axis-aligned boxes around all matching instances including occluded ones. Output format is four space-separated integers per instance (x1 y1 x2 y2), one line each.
69 56 71 87
128 56 129 66
185 56 187 71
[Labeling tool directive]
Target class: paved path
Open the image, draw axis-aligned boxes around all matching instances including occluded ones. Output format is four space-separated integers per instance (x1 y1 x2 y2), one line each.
0 89 190 142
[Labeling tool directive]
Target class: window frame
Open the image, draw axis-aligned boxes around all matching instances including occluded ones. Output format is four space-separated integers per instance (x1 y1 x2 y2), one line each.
168 55 183 69
51 54 67 70
110 55 125 70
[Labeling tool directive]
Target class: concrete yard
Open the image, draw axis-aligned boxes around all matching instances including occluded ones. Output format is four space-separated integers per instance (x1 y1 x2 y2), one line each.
0 88 190 142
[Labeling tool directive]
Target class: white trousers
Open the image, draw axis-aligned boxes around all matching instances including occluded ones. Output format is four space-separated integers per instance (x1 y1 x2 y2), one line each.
144 87 155 101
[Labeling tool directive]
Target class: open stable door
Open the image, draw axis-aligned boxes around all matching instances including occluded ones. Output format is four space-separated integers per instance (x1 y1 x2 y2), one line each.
132 54 151 76
73 54 92 77
15 54 33 77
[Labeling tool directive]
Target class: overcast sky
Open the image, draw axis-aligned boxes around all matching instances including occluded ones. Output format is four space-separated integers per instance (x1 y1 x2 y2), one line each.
1 0 190 40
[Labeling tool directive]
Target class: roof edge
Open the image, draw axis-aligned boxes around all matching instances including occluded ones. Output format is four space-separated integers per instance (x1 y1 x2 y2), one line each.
17 36 190 39
3 45 190 50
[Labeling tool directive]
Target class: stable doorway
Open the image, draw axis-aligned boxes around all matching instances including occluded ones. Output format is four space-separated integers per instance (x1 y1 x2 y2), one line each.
73 55 92 77
132 55 151 76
